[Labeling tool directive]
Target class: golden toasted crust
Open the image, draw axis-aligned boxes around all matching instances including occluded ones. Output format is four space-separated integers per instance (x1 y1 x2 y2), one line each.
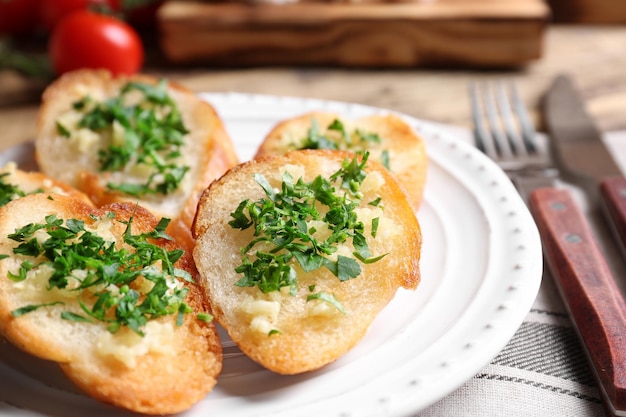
193 149 421 375
255 111 427 211
0 194 222 415
35 69 239 252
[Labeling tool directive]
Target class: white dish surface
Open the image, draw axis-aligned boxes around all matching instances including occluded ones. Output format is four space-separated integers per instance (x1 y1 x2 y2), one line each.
0 93 542 417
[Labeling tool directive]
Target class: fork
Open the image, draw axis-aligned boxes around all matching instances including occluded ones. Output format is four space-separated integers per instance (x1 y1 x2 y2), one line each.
469 80 561 200
469 79 626 415
469 80 550 177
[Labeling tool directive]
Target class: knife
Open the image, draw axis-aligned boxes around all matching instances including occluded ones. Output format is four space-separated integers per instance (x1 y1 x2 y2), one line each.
544 74 626 255
530 188 626 417
539 74 626 416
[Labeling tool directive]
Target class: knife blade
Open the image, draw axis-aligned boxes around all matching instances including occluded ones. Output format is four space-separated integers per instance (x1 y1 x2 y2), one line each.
541 74 626 416
544 74 626 254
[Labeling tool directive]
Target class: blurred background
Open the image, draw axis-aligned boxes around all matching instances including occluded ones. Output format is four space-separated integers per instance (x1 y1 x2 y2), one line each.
1 0 626 148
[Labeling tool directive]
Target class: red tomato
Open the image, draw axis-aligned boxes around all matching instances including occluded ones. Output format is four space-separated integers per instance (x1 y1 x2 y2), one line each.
38 0 118 32
0 0 39 35
48 11 143 76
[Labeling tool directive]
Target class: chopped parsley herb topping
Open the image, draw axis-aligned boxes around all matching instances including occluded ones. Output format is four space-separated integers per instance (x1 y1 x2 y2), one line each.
4 212 208 335
228 153 386 311
56 80 190 197
0 173 42 206
306 291 346 314
299 118 392 170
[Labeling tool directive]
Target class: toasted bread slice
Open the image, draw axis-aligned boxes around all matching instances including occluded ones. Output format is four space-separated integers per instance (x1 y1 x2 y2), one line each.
0 193 222 414
35 69 239 251
255 111 427 211
193 149 421 375
0 162 93 206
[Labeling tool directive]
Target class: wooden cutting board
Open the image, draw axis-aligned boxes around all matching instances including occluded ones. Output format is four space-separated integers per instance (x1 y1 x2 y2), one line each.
547 0 626 23
157 0 550 68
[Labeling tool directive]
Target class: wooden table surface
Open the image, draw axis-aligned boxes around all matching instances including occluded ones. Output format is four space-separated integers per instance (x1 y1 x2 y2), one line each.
2 24 626 151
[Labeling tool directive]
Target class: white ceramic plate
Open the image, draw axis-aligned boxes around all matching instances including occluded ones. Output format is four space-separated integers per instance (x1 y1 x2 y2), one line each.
0 93 542 417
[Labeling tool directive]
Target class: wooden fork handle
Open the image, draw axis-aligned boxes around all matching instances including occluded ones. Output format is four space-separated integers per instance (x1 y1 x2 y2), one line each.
529 187 626 414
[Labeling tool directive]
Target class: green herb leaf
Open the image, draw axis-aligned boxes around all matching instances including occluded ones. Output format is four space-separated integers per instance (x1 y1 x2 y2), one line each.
229 200 253 229
7 260 34 282
381 149 391 170
61 311 92 323
306 291 347 314
356 129 382 144
56 121 71 138
301 119 338 150
254 174 277 201
235 252 297 294
371 217 380 238
336 255 361 281
328 119 351 145
293 250 326 272
12 301 63 317
196 312 213 322
353 251 388 265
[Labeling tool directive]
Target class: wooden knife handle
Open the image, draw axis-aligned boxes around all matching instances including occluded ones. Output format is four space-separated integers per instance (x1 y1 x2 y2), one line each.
600 176 626 255
529 187 626 413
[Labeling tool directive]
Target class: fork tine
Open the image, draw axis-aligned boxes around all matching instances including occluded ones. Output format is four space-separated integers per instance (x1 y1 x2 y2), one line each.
482 82 514 159
509 82 538 154
470 79 550 174
494 80 528 156
469 82 498 158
